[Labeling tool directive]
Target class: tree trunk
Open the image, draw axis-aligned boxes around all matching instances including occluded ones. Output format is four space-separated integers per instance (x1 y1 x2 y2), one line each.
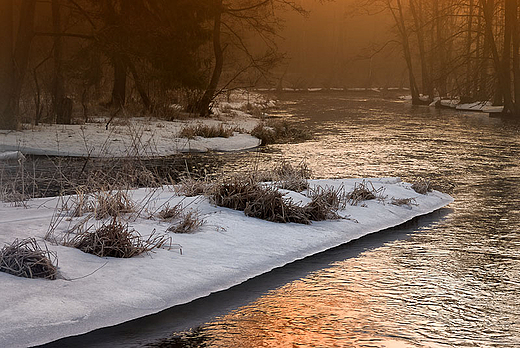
434 0 447 96
52 0 69 124
465 0 474 97
409 0 431 97
127 58 152 111
0 0 16 129
0 0 37 130
194 0 224 117
395 0 421 103
110 55 127 109
511 0 520 115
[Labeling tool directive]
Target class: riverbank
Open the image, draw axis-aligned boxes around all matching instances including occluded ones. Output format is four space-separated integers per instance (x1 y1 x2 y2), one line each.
0 177 452 348
0 91 274 158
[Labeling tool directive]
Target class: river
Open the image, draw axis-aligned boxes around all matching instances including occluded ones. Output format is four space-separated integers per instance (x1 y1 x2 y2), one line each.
40 92 520 348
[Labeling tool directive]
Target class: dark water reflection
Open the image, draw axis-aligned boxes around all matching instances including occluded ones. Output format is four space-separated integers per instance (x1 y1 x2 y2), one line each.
40 93 520 348
155 94 520 347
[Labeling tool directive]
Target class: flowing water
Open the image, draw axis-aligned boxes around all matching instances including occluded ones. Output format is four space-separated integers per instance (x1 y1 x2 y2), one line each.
41 92 520 348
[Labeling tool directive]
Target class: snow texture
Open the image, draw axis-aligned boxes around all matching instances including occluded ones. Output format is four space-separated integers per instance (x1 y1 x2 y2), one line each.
0 118 261 158
0 178 453 348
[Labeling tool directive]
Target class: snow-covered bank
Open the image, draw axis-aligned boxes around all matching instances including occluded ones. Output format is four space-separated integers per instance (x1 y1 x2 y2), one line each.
0 89 276 158
0 178 453 348
0 116 261 158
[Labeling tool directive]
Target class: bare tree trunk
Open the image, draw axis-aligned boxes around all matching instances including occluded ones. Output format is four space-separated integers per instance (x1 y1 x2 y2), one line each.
511 0 520 115
465 0 474 97
0 0 16 129
389 0 420 103
0 0 37 130
434 0 447 96
409 0 431 97
194 0 224 116
52 0 69 124
127 58 152 111
110 54 127 109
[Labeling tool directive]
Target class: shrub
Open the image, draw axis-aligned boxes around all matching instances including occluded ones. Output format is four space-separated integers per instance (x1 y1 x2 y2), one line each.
93 190 135 220
0 238 58 280
273 160 310 192
251 119 312 145
72 219 170 258
157 203 183 221
305 185 346 221
391 197 418 206
212 178 345 224
179 124 241 139
175 176 213 197
411 179 432 194
168 211 204 234
347 180 385 206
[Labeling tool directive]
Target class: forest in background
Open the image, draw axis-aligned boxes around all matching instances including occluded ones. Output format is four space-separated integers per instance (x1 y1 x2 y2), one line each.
1 0 520 131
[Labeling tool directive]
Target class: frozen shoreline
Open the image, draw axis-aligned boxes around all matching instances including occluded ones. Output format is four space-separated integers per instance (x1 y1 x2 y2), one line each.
0 117 262 158
0 178 453 348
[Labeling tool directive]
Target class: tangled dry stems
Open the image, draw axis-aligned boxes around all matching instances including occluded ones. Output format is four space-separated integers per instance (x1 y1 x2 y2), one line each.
412 179 433 194
212 178 345 224
273 160 310 192
68 189 135 219
347 180 385 206
391 197 418 206
175 176 213 197
179 124 242 139
251 119 312 145
0 238 58 280
306 185 347 220
71 219 171 258
168 211 204 234
157 203 183 221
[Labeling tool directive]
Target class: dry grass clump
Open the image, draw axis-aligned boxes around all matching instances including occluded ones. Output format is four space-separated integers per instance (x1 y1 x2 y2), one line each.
157 203 183 221
411 179 432 194
305 185 347 221
391 197 418 207
347 180 385 206
212 178 346 224
71 219 170 258
167 211 205 234
94 190 135 219
213 177 310 224
179 123 242 139
67 189 136 219
0 238 58 280
251 119 312 145
273 160 310 192
175 176 213 197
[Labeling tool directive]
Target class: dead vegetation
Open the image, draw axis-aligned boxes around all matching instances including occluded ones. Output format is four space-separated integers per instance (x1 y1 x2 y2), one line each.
175 175 213 197
306 185 347 221
412 179 433 194
167 211 204 234
272 160 310 192
391 197 418 207
347 180 386 206
179 123 242 139
251 119 312 145
0 238 58 280
70 219 171 258
157 203 183 221
67 189 135 220
212 177 345 224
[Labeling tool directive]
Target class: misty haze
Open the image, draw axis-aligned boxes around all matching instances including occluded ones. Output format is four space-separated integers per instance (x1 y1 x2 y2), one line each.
0 1 518 348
